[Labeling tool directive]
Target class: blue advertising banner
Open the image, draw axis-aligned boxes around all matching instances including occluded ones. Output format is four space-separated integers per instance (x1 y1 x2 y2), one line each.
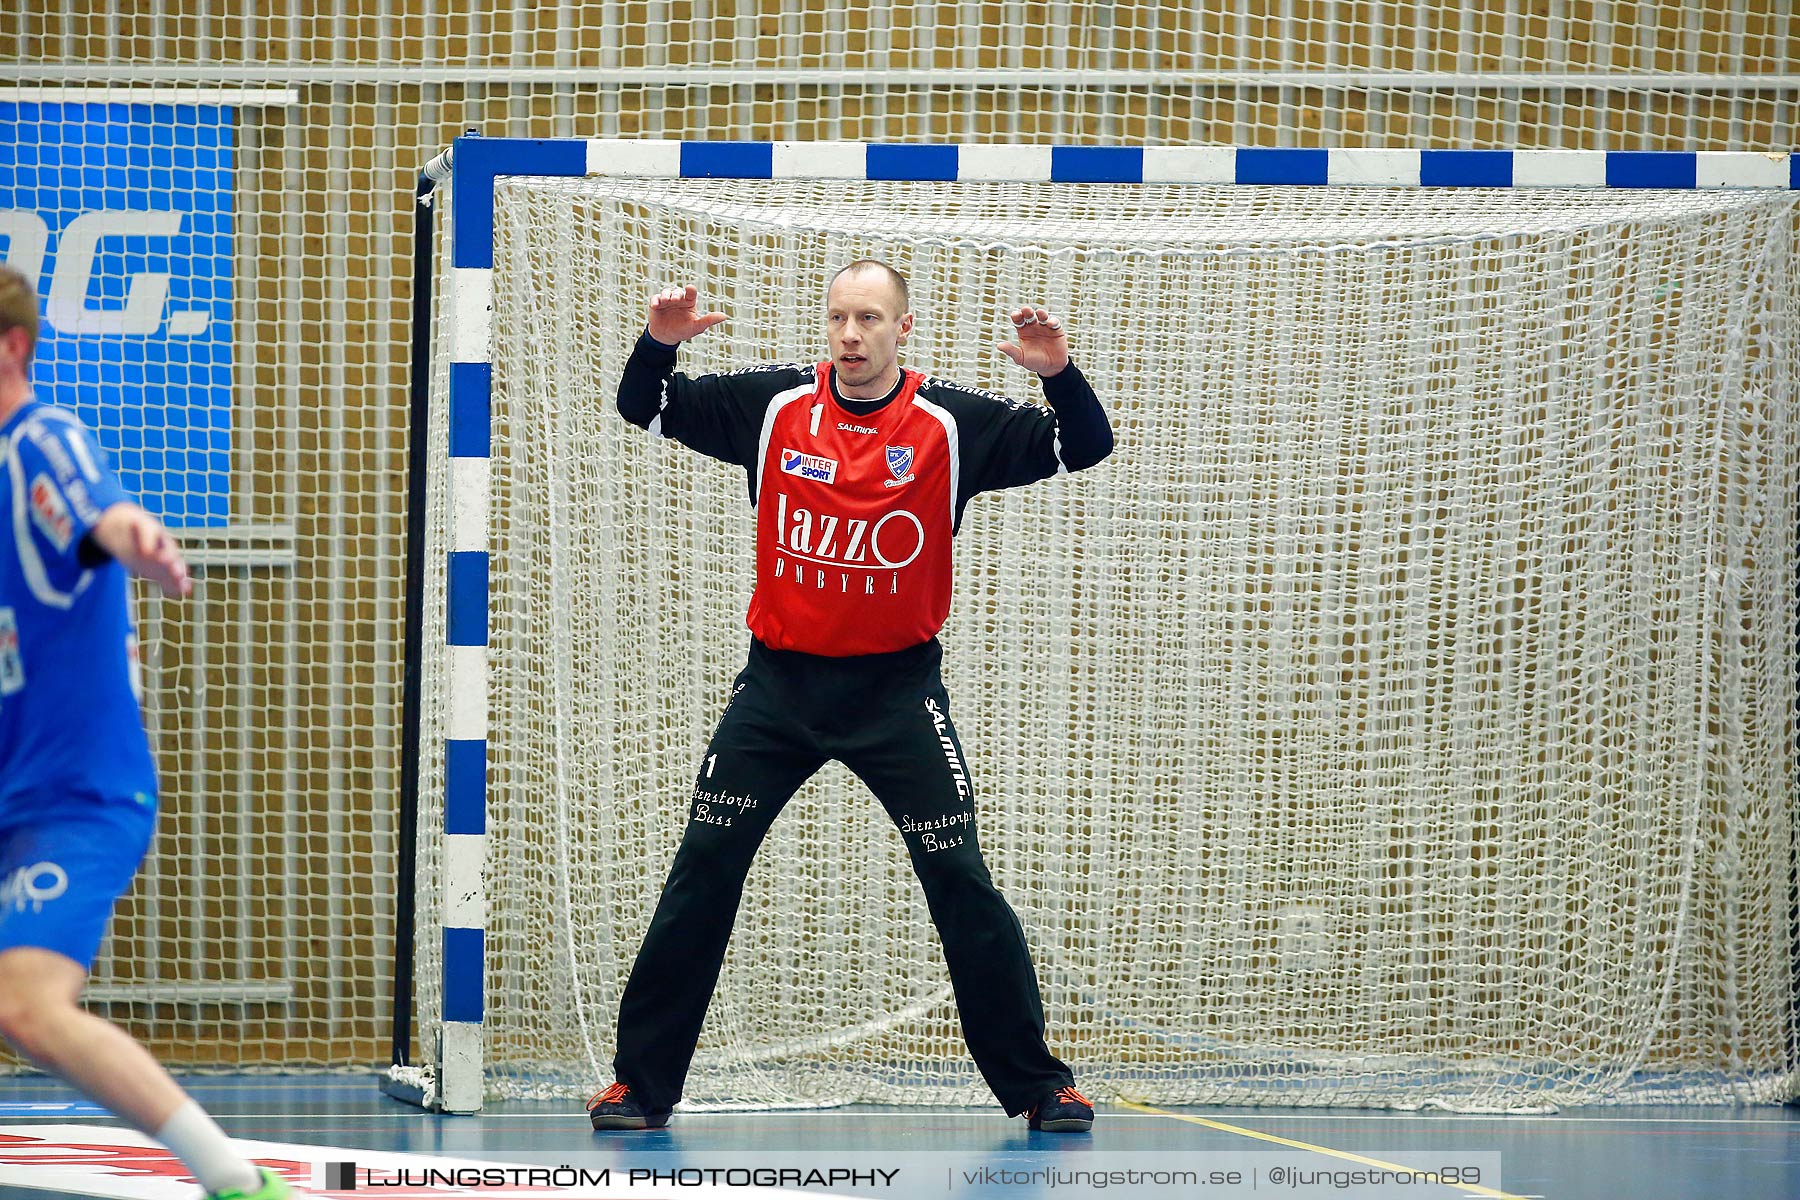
0 102 234 527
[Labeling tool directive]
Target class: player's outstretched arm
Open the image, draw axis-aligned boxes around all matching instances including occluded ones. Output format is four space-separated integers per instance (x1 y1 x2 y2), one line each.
995 306 1070 377
647 284 727 345
90 503 192 598
949 305 1111 492
619 287 802 469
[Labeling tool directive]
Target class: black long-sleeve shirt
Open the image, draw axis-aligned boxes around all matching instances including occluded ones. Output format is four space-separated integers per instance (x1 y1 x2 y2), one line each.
616 332 1113 533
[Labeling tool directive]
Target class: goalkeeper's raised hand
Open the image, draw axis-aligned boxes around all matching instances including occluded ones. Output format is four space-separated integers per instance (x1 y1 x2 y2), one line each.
996 306 1070 377
647 284 728 345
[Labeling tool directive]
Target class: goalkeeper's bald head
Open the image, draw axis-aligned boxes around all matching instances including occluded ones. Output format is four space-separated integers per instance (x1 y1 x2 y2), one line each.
829 259 909 314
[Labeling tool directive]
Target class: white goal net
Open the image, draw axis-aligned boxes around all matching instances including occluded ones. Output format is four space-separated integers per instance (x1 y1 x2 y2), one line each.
5 0 1794 1081
417 175 1799 1112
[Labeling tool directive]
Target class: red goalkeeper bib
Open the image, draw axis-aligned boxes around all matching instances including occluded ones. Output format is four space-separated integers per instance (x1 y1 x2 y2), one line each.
746 365 956 656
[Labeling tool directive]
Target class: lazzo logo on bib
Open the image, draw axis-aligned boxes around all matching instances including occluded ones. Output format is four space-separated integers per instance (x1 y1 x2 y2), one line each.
780 448 838 485
775 493 924 570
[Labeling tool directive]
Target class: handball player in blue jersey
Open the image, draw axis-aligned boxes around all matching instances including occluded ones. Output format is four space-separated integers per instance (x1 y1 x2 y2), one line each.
0 265 289 1200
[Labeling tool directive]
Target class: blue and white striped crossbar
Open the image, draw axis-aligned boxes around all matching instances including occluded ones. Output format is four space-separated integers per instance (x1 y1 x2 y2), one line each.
423 134 1795 1113
425 138 1798 270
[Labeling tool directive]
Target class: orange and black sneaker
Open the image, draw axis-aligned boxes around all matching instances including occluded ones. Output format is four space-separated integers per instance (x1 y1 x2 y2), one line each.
1026 1084 1095 1132
586 1081 672 1130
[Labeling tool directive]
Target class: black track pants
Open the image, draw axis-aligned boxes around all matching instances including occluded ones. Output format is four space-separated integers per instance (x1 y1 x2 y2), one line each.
612 637 1073 1115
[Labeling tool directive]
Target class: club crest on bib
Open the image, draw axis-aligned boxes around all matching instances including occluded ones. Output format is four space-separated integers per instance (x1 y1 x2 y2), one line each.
885 445 916 487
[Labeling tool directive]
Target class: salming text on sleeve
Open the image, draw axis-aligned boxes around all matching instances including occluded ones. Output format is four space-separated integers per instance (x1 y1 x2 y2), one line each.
914 361 1113 529
616 331 814 496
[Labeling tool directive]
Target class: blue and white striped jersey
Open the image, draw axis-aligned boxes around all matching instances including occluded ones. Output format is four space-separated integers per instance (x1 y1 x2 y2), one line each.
0 398 157 809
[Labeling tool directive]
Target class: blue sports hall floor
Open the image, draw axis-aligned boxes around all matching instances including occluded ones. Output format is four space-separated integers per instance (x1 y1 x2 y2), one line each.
1 1074 1797 1199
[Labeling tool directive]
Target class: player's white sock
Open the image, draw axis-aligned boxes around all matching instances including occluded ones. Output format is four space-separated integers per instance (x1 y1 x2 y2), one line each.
156 1101 262 1195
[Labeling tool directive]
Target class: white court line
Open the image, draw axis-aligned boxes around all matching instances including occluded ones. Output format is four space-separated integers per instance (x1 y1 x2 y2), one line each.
1095 1110 1800 1126
7 1107 1795 1126
1117 1101 1536 1200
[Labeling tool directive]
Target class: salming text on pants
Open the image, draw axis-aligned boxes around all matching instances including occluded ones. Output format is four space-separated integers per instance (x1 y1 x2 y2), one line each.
612 636 1074 1115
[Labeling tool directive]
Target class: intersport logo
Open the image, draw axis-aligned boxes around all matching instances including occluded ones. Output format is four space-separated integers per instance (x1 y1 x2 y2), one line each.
780 448 838 485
